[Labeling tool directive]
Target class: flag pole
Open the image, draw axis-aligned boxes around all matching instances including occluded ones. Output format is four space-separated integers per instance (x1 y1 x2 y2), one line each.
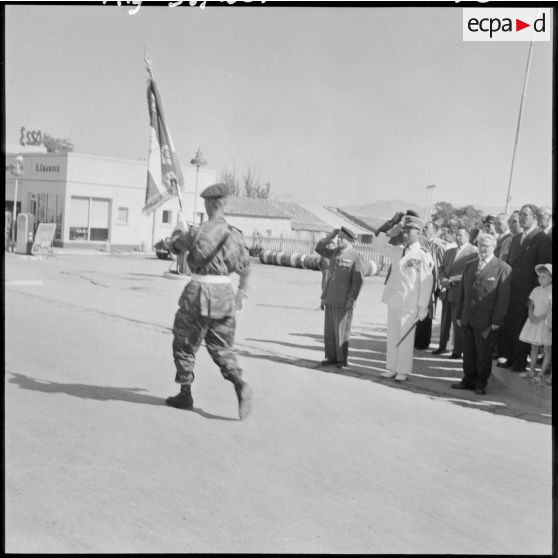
504 35 536 214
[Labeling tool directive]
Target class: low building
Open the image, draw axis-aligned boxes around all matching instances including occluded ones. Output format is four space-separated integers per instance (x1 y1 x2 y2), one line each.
5 151 216 249
223 197 292 238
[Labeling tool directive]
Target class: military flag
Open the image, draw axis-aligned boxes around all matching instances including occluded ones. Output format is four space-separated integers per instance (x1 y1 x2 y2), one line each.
142 56 184 214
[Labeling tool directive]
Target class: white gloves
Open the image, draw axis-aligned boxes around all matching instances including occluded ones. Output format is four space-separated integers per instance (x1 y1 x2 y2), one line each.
417 307 428 321
234 289 248 312
175 212 188 232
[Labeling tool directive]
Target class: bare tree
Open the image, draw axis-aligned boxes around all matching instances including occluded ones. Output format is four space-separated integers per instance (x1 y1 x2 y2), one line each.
220 164 273 199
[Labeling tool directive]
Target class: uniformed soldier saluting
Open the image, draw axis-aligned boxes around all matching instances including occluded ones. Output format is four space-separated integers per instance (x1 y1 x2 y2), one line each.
315 227 366 368
165 182 253 420
373 213 434 381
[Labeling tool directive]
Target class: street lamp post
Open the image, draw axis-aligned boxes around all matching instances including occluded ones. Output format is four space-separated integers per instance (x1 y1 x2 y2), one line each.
10 155 24 251
190 147 207 225
425 184 437 222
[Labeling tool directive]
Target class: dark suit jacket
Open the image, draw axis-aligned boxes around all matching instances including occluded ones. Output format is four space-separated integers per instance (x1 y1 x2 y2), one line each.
506 228 552 306
439 243 478 303
494 231 513 262
456 257 511 330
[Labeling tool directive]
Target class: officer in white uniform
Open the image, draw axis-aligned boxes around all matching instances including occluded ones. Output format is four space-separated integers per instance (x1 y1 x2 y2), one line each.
373 214 434 381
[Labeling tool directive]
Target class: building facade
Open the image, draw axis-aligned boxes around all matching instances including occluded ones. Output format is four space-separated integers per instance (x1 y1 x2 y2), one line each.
5 152 216 249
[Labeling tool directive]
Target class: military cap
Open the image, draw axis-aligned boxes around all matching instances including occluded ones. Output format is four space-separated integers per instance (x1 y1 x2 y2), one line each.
403 214 425 230
339 226 357 241
483 214 496 224
200 182 229 199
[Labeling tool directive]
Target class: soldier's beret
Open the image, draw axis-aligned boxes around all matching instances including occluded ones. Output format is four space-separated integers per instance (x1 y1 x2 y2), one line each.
403 214 425 230
339 226 357 241
200 182 229 199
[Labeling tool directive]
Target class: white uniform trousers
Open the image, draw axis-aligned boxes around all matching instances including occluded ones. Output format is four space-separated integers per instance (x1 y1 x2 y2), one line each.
386 307 416 375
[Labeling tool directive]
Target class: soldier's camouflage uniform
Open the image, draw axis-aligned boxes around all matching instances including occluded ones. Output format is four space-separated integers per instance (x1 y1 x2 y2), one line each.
170 216 250 386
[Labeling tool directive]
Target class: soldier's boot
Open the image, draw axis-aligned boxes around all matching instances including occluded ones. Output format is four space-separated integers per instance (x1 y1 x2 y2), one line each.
230 376 253 420
165 385 194 410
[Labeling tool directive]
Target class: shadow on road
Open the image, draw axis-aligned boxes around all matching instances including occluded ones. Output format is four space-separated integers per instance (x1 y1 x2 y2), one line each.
6 372 236 421
236 328 550 425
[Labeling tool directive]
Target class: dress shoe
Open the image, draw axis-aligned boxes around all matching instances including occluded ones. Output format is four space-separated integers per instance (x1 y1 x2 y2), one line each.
165 387 194 410
496 361 512 369
380 370 397 379
474 387 486 395
449 353 462 359
321 359 336 366
394 373 408 382
431 348 447 355
451 382 474 390
336 361 348 369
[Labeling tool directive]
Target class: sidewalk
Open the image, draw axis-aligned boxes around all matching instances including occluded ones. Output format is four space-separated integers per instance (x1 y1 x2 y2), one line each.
492 364 552 412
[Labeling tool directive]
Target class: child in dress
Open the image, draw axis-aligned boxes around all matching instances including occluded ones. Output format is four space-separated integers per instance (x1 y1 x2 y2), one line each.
519 263 552 381
541 288 552 385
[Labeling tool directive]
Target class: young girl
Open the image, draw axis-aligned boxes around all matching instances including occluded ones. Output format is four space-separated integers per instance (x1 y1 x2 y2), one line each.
519 264 552 381
541 288 552 385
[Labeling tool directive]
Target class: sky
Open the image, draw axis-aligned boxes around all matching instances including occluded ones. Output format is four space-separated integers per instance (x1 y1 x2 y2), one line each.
5 3 553 210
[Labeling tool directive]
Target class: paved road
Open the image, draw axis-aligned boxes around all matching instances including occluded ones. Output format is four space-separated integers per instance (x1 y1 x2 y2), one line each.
4 252 552 553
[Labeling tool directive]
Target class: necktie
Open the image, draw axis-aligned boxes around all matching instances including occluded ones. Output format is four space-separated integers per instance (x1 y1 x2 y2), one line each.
478 259 486 271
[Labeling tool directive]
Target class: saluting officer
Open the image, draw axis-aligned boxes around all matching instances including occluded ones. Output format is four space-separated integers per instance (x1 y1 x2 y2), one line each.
165 182 253 420
315 227 366 368
373 213 434 381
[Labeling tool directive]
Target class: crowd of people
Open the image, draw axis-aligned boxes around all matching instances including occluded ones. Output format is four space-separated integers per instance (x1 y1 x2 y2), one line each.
162 183 552 419
315 204 552 395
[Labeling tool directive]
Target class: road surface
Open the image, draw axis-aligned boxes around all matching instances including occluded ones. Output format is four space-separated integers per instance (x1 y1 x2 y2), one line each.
4 252 552 553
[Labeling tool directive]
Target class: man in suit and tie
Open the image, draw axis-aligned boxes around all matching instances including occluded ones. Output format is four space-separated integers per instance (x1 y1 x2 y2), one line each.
494 213 513 262
453 233 511 395
432 225 478 358
497 204 553 371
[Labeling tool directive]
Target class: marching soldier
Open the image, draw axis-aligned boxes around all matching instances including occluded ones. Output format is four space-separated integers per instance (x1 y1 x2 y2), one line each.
373 213 434 381
165 182 253 420
315 227 366 368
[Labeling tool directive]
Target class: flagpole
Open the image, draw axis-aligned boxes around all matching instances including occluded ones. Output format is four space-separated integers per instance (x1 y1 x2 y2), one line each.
504 36 535 214
151 207 157 250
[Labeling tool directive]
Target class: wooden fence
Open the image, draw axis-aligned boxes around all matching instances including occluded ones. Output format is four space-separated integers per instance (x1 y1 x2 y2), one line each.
246 234 390 275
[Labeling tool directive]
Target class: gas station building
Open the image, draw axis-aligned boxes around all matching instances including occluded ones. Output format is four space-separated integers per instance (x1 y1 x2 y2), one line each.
5 151 216 249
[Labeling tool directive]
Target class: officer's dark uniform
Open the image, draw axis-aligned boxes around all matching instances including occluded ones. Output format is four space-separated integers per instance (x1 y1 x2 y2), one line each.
315 227 366 367
165 183 252 419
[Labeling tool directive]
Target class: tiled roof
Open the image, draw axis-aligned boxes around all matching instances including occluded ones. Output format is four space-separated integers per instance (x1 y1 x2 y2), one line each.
296 203 372 235
224 197 289 219
270 200 332 232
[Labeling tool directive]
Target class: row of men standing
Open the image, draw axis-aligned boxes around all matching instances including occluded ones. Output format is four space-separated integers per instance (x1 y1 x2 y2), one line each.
314 204 552 393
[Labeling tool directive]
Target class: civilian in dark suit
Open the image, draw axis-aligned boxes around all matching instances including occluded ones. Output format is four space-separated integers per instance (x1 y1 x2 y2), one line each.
432 225 478 357
494 213 513 262
315 227 366 368
414 223 444 350
453 233 511 395
497 204 553 371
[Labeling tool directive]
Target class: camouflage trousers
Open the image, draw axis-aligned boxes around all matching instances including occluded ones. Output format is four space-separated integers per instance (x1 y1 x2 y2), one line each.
172 305 242 385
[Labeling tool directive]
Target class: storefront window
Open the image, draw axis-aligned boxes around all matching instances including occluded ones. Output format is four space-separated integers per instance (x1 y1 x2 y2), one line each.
69 196 110 241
